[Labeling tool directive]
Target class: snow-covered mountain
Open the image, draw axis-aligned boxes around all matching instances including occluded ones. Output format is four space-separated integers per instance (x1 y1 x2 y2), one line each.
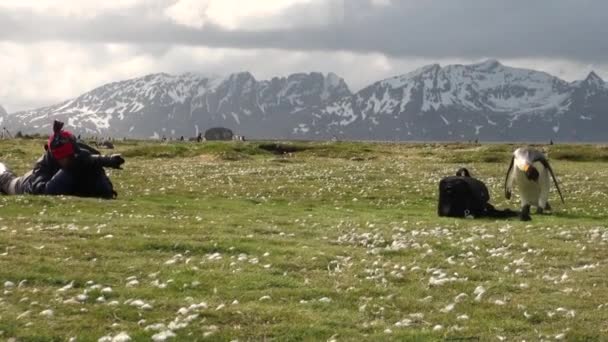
301 60 608 141
6 72 351 138
4 61 608 141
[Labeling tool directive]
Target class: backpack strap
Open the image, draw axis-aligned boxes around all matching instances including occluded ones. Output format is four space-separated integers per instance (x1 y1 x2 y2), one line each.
456 168 471 177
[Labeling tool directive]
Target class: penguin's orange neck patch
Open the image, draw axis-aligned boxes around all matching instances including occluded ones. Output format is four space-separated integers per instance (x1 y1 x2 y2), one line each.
523 164 530 172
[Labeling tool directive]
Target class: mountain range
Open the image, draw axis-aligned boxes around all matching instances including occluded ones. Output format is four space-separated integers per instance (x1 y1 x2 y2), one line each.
2 60 607 141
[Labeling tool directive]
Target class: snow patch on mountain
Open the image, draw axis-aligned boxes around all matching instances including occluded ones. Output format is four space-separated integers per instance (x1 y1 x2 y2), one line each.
8 71 351 138
308 60 608 141
363 60 572 117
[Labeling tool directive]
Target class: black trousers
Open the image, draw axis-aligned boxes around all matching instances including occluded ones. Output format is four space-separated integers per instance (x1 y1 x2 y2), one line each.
1 169 113 197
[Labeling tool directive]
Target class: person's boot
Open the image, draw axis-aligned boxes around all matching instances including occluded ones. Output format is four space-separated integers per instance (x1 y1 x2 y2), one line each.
0 162 16 194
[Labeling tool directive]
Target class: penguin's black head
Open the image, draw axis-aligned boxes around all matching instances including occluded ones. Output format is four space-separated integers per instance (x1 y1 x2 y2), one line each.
525 165 539 182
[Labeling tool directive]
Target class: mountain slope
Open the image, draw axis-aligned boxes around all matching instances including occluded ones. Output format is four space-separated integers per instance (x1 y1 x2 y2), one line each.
7 72 351 138
300 60 607 141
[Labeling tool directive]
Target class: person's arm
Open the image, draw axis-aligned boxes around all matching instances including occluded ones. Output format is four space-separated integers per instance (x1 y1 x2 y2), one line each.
28 153 60 194
78 152 125 169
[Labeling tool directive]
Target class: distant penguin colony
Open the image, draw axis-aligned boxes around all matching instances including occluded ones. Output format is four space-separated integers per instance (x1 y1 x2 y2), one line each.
504 147 565 221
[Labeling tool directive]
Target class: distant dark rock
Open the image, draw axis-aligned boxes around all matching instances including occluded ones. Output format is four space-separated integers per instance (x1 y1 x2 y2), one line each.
204 127 233 141
100 141 115 149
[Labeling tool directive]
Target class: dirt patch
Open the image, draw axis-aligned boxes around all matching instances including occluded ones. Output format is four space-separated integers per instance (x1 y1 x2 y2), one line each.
197 154 219 162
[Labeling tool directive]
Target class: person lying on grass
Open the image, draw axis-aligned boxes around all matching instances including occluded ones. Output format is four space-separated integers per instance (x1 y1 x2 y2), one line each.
0 120 124 199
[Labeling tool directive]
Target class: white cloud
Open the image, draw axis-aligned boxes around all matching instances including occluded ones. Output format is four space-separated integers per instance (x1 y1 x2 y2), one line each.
164 0 209 28
0 42 153 111
370 0 392 7
0 0 147 18
204 0 310 29
164 0 335 30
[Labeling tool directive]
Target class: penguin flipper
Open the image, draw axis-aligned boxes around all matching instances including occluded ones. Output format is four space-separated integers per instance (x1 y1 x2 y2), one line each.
539 159 565 204
504 156 515 199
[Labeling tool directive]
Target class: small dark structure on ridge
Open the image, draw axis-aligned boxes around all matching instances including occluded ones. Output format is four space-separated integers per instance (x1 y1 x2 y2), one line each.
205 127 233 141
1 127 12 139
189 133 203 142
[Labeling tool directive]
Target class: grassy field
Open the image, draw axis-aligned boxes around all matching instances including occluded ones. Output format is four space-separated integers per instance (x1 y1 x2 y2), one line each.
1 139 608 341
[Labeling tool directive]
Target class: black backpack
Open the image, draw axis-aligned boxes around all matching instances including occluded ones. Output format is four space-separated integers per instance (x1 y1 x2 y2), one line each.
438 168 517 218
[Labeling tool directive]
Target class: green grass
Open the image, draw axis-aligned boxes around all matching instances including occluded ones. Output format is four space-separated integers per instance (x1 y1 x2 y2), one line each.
1 139 608 341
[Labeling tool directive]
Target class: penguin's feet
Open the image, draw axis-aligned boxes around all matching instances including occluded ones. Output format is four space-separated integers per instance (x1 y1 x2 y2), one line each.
537 202 552 215
520 205 532 221
520 213 532 221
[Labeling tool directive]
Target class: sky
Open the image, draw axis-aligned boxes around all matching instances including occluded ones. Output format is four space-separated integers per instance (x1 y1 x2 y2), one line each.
1 0 607 112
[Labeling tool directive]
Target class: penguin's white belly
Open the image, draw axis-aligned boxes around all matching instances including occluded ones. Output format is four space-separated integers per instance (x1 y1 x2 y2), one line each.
515 171 541 205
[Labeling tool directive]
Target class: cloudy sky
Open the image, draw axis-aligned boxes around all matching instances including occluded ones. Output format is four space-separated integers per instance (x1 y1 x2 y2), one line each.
1 0 607 112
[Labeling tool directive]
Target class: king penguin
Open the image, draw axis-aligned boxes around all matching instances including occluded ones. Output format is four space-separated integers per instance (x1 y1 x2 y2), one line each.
504 147 564 221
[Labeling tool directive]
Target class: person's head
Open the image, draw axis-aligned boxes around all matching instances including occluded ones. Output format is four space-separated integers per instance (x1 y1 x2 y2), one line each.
47 120 76 168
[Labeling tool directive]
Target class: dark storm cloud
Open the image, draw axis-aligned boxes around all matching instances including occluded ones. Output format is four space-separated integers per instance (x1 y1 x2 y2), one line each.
1 0 607 62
